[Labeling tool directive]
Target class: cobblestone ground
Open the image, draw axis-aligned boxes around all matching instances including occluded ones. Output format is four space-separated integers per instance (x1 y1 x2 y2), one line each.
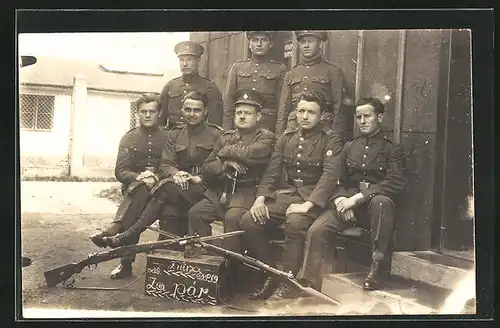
20 182 348 318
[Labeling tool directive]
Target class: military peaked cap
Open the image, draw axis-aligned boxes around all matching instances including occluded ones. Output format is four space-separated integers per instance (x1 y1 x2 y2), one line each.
295 30 328 41
246 31 278 40
233 89 264 110
174 41 204 57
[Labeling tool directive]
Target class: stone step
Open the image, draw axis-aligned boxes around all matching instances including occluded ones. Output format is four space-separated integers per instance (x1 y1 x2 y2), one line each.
390 251 475 290
321 272 435 315
321 272 475 315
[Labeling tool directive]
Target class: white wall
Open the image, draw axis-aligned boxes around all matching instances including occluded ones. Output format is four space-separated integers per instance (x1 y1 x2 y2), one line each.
20 85 140 177
19 87 71 166
82 91 135 168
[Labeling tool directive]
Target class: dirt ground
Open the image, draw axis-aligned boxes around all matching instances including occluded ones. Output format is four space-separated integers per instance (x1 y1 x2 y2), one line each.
20 181 349 318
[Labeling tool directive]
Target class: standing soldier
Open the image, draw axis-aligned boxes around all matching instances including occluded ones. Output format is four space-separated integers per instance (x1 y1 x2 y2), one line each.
239 91 344 300
159 41 223 128
88 94 168 279
297 97 407 291
222 31 287 132
276 30 346 139
100 92 223 252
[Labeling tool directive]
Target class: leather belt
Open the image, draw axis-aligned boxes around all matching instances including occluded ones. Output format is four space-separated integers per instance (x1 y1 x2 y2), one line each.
288 178 318 188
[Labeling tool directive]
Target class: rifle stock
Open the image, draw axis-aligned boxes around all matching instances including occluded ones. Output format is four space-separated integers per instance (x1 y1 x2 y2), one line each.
43 231 243 287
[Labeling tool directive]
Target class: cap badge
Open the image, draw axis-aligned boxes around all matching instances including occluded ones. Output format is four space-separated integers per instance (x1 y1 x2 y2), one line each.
243 93 249 100
326 150 333 156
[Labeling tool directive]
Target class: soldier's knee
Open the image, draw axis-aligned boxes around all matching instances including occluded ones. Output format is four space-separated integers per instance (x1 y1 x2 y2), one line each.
239 211 259 232
308 211 334 236
187 204 203 223
284 214 308 235
224 208 245 228
132 184 149 197
370 195 395 208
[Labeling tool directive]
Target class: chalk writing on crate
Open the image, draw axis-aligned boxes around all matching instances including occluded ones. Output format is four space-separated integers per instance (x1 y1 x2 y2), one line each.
145 276 217 305
158 260 219 283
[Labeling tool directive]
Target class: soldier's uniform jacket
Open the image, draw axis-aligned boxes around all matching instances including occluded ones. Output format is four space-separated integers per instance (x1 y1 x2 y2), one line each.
114 126 169 187
158 122 224 179
222 58 287 131
202 128 276 208
276 56 346 138
158 73 223 127
331 130 407 202
257 124 344 209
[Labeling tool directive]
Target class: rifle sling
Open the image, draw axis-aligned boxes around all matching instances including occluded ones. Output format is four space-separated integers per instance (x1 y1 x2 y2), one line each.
63 269 147 291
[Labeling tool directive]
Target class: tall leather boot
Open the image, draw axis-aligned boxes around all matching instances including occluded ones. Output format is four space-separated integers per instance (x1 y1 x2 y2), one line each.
363 260 385 290
103 197 166 248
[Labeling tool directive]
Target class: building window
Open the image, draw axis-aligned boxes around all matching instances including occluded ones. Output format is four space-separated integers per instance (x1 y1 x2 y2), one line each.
130 101 138 129
19 94 55 131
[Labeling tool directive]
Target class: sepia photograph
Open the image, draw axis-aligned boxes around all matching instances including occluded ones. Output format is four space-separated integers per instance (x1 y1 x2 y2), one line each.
17 16 482 319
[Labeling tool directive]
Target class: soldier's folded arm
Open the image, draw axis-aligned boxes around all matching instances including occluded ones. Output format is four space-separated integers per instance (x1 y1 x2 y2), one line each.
206 82 223 126
222 63 238 130
216 130 276 166
114 136 140 184
157 132 180 179
255 133 286 200
201 136 226 182
330 67 346 138
360 144 408 199
275 71 293 136
306 133 345 209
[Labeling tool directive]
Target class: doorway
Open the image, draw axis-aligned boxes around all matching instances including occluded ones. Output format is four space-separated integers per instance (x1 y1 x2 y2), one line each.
432 29 475 262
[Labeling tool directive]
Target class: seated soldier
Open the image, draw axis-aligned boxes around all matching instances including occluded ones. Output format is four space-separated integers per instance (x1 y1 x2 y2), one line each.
99 91 223 253
88 93 168 279
296 97 407 291
186 89 275 257
239 91 344 300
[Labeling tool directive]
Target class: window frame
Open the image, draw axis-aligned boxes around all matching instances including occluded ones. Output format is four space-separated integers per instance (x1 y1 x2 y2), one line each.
19 94 55 132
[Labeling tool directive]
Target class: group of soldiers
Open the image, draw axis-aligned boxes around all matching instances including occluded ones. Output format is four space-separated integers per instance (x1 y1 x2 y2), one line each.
88 30 408 302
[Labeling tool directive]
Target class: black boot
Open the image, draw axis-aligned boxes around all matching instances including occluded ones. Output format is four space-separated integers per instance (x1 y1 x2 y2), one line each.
89 231 110 248
110 260 133 279
363 260 385 291
102 233 130 248
248 277 279 300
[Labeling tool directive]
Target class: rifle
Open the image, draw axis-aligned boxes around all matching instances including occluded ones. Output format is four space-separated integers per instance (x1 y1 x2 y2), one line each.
44 230 244 288
147 226 340 306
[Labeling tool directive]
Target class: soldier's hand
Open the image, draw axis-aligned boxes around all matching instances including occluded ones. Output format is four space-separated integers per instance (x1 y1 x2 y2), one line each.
286 202 314 216
250 197 269 226
190 175 203 184
173 171 192 191
336 196 358 213
223 161 248 175
142 177 156 190
138 170 156 180
341 209 356 224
